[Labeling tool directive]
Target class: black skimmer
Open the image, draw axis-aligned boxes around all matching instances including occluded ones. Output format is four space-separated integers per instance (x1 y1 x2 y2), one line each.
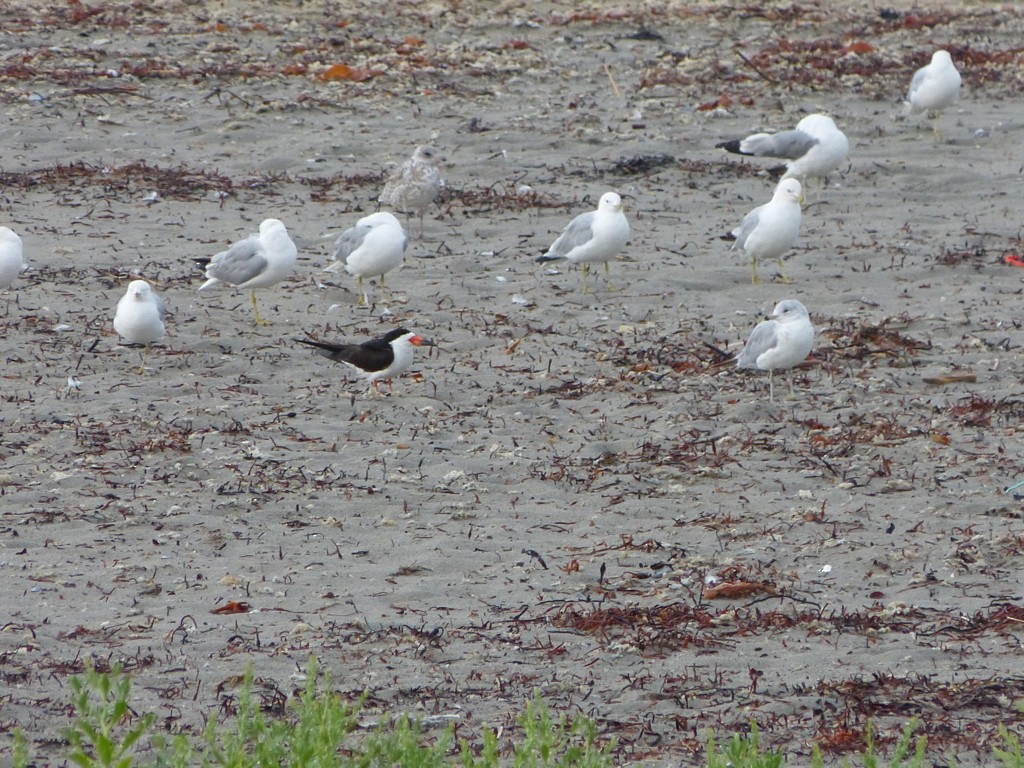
297 327 434 393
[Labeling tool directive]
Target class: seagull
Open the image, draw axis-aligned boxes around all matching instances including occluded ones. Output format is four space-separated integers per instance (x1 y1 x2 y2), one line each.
535 191 630 293
905 50 961 136
113 280 166 372
0 226 26 289
716 113 849 185
726 178 803 284
296 327 435 394
736 299 815 403
324 212 409 306
197 218 297 325
378 145 445 236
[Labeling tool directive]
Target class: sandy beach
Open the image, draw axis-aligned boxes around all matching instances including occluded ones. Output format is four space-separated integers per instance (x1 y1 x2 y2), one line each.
1 1 1022 764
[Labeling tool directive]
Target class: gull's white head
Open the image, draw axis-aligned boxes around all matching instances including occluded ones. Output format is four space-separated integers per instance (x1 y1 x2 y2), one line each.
362 211 403 229
259 218 288 236
775 178 804 205
771 299 810 321
127 280 153 300
0 226 21 246
598 192 623 212
796 113 837 133
932 50 954 67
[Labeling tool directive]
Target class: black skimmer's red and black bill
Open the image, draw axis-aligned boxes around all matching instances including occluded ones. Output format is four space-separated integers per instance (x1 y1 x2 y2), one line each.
296 327 435 393
197 218 297 325
535 191 630 293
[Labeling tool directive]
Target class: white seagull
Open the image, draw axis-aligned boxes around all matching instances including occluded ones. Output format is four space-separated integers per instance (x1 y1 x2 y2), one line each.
0 226 26 289
198 218 297 325
378 145 445 236
324 211 409 306
736 299 815 402
536 191 631 293
905 50 961 136
728 178 803 284
113 280 167 372
716 113 849 184
296 327 435 394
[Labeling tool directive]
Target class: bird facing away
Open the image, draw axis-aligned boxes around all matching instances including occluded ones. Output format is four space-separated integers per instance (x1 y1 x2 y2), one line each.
198 218 297 325
113 280 167 372
716 113 849 185
535 191 631 293
378 145 445 236
728 178 803 284
296 327 435 394
736 299 815 403
0 226 26 289
905 50 961 136
324 211 409 307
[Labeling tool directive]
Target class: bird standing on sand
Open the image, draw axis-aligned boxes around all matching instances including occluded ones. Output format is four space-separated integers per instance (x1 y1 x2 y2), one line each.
197 218 297 325
296 327 435 394
905 50 961 137
727 178 804 284
736 299 814 403
0 226 26 289
324 212 409 306
113 280 166 372
378 145 445 236
536 191 630 293
716 113 849 185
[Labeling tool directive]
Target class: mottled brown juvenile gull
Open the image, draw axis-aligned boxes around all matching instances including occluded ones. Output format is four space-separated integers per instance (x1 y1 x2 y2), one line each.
378 145 444 236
